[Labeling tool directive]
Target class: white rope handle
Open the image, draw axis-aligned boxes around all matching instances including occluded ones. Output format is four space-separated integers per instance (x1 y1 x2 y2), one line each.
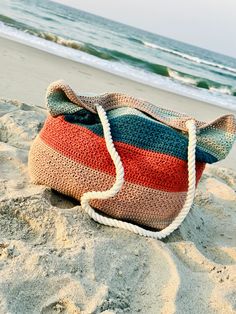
80 104 197 239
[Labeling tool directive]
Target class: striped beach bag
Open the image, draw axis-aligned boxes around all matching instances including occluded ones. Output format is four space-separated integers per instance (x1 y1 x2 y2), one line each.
28 80 236 239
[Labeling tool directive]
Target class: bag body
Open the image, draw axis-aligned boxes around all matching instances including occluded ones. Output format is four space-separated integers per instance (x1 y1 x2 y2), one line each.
28 80 236 237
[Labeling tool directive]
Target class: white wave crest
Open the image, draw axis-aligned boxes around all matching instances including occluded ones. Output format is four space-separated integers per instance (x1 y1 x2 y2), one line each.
143 41 236 75
209 86 232 95
168 69 196 85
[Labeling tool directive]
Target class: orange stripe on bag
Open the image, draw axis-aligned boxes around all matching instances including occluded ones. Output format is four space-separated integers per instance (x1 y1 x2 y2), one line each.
40 115 205 192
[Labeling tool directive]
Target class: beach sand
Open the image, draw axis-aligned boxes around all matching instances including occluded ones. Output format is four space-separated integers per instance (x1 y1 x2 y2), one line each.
0 36 236 313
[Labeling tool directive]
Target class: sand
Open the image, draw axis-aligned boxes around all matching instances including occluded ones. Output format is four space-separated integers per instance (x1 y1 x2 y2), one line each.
0 36 236 313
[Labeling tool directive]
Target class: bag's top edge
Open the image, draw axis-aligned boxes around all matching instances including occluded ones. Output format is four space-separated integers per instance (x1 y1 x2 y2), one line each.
46 80 236 133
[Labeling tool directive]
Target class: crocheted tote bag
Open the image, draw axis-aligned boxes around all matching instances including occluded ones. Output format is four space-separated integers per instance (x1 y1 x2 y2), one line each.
28 80 236 239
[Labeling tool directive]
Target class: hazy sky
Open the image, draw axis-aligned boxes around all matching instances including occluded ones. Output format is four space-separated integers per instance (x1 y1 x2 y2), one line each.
53 0 236 58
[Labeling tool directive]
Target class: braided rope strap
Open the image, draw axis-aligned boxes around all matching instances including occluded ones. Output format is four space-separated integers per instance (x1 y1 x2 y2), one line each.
80 104 197 239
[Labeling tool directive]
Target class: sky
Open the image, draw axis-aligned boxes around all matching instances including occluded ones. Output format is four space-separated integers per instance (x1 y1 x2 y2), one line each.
52 0 236 58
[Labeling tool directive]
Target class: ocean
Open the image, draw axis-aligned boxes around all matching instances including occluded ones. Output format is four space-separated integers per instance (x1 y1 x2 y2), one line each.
1 0 236 110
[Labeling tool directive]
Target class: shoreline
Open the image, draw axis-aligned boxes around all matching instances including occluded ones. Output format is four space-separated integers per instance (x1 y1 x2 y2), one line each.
0 35 236 169
1 30 235 111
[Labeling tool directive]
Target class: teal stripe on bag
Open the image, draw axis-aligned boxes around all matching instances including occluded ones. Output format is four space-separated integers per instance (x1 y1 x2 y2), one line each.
64 110 217 163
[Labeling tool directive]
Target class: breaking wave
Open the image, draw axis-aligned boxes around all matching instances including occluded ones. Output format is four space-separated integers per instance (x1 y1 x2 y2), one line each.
168 69 235 96
142 40 236 75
